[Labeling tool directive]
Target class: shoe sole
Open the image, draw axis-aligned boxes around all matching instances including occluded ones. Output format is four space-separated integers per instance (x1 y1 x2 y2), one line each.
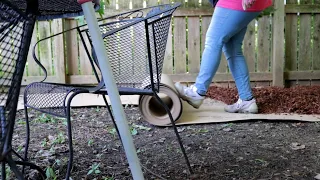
174 84 202 109
224 106 258 114
180 95 202 109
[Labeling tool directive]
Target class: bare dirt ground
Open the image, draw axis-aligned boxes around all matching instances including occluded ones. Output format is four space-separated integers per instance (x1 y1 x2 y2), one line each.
8 85 320 180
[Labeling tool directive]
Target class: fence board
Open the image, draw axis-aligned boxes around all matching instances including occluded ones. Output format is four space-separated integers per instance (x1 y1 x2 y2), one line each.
243 21 256 72
257 16 270 73
79 33 93 75
298 0 312 85
256 16 271 87
118 0 129 10
147 0 158 6
173 17 187 73
218 51 227 73
64 19 79 76
200 16 211 58
285 0 298 72
313 1 320 71
163 23 173 74
160 0 171 4
132 0 144 9
174 0 186 7
51 19 66 83
188 17 200 73
298 0 312 71
285 0 298 86
188 0 199 8
311 0 320 85
26 25 39 76
201 0 212 7
38 21 53 76
272 0 285 86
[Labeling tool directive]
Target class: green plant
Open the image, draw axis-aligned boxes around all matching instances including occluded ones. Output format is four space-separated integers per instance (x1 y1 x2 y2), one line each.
45 166 57 180
108 127 117 138
88 139 94 146
5 166 12 180
95 107 101 112
130 127 138 135
87 163 101 175
41 138 48 147
35 114 57 124
52 132 66 145
103 176 115 180
132 124 152 131
17 118 26 125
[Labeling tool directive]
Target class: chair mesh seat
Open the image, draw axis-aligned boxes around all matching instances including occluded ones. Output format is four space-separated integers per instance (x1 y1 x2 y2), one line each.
24 82 86 117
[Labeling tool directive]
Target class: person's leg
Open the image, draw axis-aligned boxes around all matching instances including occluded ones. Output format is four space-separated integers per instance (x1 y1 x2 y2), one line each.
222 27 258 113
175 7 260 109
224 27 252 101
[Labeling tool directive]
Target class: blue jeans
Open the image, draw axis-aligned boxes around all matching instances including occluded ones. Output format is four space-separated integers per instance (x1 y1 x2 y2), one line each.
194 7 261 101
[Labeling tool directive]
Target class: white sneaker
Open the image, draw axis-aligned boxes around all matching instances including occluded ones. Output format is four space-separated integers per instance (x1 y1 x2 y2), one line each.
224 98 258 114
174 82 205 109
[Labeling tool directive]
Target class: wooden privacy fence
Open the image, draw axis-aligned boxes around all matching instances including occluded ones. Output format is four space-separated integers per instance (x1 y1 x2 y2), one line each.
20 0 320 88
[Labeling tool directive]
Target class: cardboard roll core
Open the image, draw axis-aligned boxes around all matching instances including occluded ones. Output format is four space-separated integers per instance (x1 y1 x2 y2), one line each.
139 85 183 126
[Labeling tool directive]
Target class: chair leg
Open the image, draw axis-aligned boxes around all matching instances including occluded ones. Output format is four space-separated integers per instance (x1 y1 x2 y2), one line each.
1 161 6 180
23 106 30 173
65 102 74 180
64 90 87 180
102 95 123 143
6 153 24 180
154 93 193 174
15 161 46 179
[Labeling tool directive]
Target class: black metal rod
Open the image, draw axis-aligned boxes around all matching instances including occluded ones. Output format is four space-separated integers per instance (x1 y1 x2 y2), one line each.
144 19 156 92
1 161 6 180
65 96 76 180
64 90 87 179
102 95 123 143
6 154 24 180
15 161 46 179
154 93 193 174
23 106 30 174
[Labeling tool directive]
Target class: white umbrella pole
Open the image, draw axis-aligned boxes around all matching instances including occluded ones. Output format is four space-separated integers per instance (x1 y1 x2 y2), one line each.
77 1 145 179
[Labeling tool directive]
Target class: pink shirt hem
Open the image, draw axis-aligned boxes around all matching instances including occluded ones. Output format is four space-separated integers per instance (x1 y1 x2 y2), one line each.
216 0 273 12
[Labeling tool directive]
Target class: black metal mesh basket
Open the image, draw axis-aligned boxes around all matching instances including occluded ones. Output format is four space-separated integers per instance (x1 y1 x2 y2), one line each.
86 3 179 92
24 3 179 117
0 0 35 154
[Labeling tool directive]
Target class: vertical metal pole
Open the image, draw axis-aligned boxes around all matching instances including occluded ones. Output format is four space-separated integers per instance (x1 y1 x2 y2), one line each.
77 1 144 179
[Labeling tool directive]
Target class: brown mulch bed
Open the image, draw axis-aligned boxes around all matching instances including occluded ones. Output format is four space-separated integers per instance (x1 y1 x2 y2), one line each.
206 85 320 115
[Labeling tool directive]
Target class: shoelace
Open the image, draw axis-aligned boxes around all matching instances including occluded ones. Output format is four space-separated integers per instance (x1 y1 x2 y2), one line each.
184 85 197 96
235 99 243 109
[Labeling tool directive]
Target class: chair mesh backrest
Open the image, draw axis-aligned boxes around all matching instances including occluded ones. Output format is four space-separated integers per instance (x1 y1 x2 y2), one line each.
0 1 35 149
85 4 176 91
8 0 93 20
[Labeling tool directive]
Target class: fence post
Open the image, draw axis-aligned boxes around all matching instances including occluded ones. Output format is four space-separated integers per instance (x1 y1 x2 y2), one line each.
272 0 285 87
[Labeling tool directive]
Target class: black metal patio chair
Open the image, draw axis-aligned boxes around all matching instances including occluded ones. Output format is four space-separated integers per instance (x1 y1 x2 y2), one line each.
0 0 46 179
23 2 193 179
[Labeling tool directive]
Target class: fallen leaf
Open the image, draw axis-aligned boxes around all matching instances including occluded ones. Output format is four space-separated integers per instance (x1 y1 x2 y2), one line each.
178 127 185 132
314 174 320 180
290 142 306 150
154 138 166 143
223 128 233 132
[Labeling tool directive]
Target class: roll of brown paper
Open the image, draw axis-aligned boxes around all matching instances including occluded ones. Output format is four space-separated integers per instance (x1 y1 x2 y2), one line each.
139 74 183 126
